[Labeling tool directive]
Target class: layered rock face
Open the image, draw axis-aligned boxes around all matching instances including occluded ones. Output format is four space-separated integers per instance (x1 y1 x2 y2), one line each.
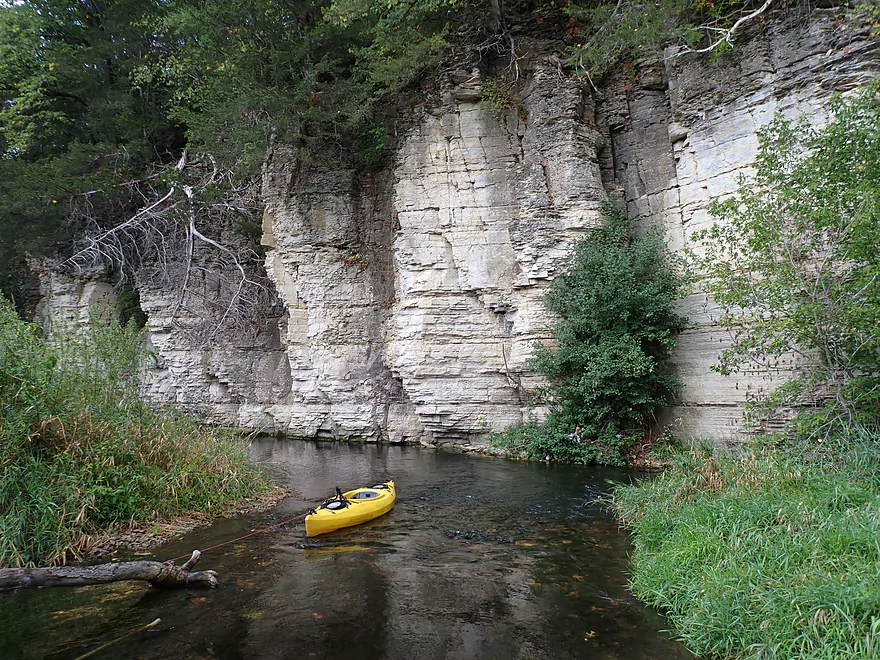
39 11 879 444
258 164 415 441
259 69 605 442
255 12 877 444
601 13 879 439
36 265 115 328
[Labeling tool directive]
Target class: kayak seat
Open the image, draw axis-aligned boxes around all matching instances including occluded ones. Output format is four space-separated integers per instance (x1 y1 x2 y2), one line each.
350 491 382 500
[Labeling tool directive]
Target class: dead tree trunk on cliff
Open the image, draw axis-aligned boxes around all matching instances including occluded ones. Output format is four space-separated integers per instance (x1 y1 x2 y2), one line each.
0 550 218 590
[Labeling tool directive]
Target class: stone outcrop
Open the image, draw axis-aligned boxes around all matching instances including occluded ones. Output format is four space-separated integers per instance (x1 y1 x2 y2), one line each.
35 262 116 328
38 9 880 445
257 67 606 442
599 12 878 439
258 164 418 441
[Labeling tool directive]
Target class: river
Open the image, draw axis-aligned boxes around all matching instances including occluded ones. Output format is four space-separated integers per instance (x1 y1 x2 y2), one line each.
0 439 694 659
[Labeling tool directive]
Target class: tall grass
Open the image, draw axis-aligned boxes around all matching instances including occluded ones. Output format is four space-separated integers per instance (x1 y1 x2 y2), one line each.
614 445 880 659
0 295 270 567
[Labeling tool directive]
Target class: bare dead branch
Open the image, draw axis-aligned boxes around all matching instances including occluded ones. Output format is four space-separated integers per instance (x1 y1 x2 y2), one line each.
59 152 273 346
669 0 774 59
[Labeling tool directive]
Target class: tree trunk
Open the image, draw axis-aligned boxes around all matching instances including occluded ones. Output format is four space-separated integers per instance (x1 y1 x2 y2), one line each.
0 550 218 590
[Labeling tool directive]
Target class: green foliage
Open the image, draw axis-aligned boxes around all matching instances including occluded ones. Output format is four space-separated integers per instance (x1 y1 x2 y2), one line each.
490 413 636 466
0 0 467 296
114 284 147 330
0 0 175 160
611 83 880 660
145 0 460 174
562 0 748 80
855 0 880 33
0 295 269 567
0 0 182 298
479 75 516 121
494 204 686 465
693 84 880 440
614 446 880 659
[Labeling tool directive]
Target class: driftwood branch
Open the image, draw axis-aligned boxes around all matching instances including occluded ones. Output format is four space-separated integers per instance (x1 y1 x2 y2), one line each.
0 550 218 590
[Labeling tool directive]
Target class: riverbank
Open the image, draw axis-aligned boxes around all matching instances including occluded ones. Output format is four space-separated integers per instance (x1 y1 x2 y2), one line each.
427 435 672 470
613 445 880 659
0 296 276 567
87 485 293 560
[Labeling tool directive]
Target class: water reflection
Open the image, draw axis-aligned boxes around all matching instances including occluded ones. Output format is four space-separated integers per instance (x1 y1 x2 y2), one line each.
0 440 693 659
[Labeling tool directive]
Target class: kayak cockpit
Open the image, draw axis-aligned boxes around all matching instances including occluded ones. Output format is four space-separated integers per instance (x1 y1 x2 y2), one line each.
305 480 396 537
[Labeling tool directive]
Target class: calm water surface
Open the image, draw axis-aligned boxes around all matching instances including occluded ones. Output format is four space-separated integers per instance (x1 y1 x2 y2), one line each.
0 440 694 659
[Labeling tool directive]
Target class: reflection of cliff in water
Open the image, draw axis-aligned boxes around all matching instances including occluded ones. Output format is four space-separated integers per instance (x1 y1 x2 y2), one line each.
238 440 691 659
0 440 693 659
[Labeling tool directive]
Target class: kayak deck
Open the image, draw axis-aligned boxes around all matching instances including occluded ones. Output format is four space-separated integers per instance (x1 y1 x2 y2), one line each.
305 481 396 537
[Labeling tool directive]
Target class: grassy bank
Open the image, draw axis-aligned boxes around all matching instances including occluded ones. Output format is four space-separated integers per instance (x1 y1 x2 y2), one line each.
0 296 271 567
614 445 880 659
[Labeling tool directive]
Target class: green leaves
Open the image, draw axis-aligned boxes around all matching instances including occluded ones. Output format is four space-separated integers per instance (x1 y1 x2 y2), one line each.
695 83 880 438
562 0 749 80
534 203 685 442
0 295 269 566
0 0 463 299
0 0 182 298
145 0 459 174
495 203 686 466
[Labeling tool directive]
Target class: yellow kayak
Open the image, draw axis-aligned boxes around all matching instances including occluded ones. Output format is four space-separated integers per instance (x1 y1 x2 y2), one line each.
305 481 396 537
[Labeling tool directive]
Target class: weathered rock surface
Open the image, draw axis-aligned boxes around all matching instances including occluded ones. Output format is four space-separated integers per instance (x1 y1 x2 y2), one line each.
601 13 878 439
38 10 880 445
256 67 604 443
35 262 115 327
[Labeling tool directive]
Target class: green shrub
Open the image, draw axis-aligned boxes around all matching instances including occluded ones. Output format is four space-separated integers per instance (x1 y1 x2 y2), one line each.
479 75 517 122
693 83 880 443
494 203 686 465
0 295 270 567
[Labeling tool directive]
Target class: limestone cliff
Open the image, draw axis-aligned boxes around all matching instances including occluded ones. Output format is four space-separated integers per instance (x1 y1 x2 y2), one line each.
605 13 879 438
39 10 879 445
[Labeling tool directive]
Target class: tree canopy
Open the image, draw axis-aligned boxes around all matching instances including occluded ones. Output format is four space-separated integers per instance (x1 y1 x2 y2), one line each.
0 0 827 303
0 0 468 302
0 0 181 299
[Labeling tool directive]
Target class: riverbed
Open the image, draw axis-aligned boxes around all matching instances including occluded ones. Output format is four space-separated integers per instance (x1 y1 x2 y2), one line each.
0 439 694 659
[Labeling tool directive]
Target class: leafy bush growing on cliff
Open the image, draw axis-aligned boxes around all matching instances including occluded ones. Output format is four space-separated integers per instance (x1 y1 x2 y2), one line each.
0 295 270 567
616 85 880 660
494 203 686 466
692 83 880 446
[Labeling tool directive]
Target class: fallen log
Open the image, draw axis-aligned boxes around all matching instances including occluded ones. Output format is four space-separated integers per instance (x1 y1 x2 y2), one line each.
0 550 218 590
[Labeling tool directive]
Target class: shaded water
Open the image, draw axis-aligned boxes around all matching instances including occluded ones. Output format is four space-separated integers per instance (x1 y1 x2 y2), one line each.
0 440 693 659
